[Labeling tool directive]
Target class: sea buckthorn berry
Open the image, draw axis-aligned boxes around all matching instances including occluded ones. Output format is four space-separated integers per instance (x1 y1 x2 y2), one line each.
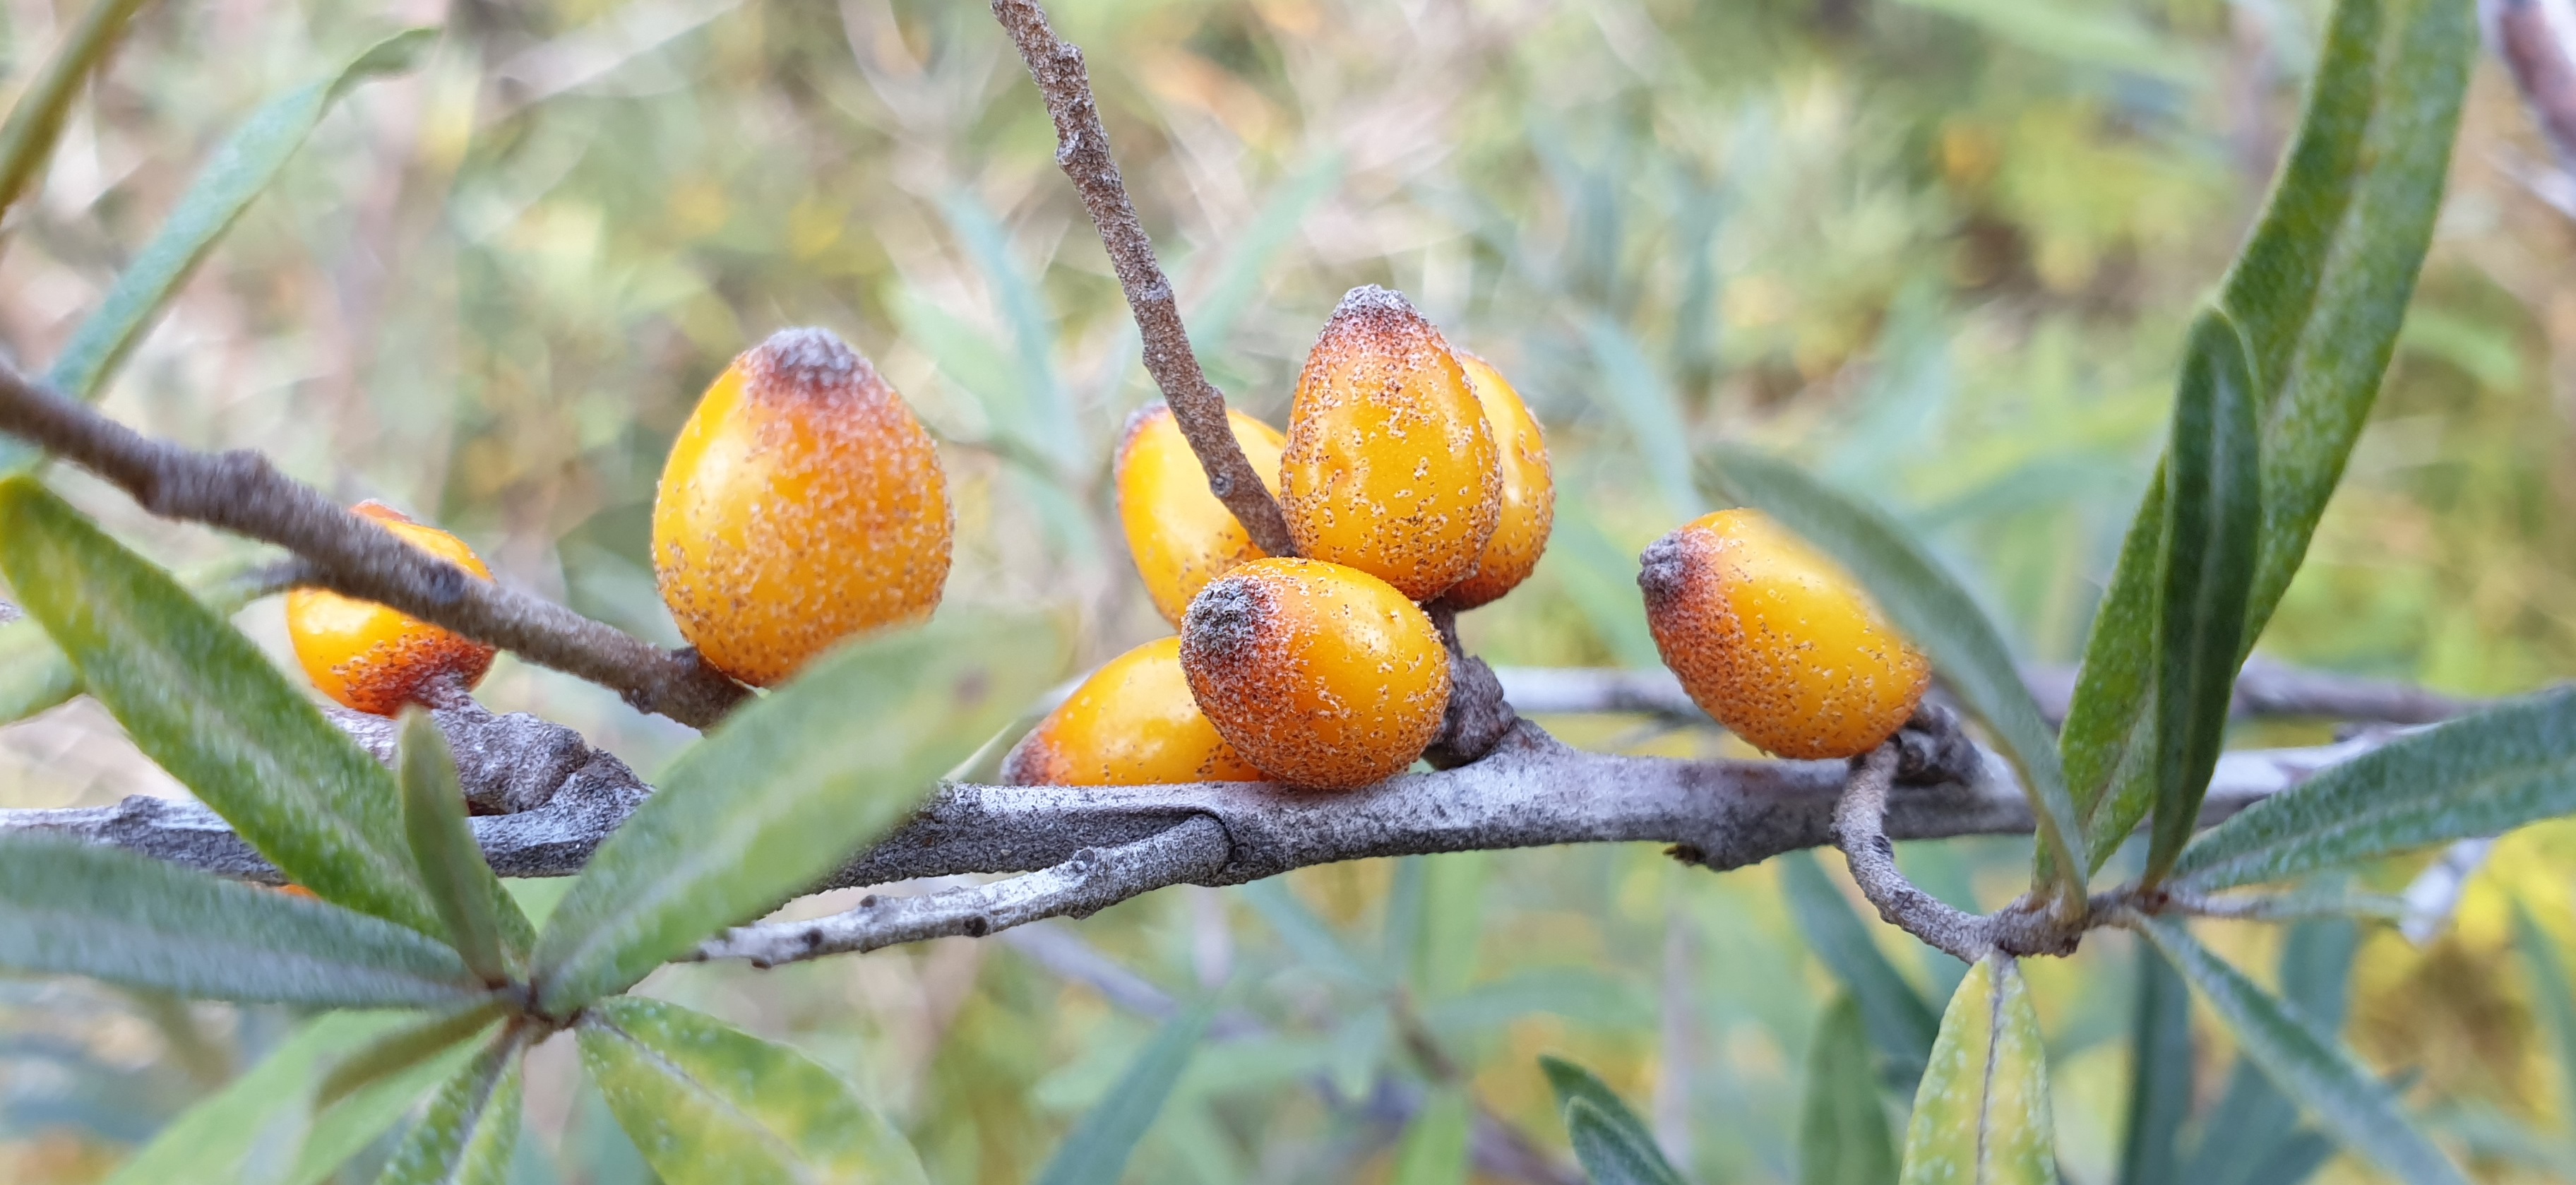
652 327 952 687
1117 405 1287 628
1638 508 1931 760
1002 636 1263 786
286 502 498 716
1440 350 1553 609
1179 557 1450 790
1279 286 1501 602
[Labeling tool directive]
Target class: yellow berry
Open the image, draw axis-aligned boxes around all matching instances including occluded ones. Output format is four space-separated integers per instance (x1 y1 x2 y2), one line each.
1002 636 1263 786
287 502 497 716
1179 557 1450 790
1639 508 1931 760
1441 350 1553 609
1116 405 1287 628
1278 287 1501 602
652 328 952 687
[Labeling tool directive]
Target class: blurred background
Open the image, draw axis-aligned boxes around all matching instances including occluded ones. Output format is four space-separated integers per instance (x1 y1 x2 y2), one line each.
5 0 2576 1180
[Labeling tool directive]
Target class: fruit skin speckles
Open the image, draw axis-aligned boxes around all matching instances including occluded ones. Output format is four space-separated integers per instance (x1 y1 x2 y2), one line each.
652 327 953 688
1179 556 1450 790
286 502 497 715
1279 286 1501 602
1639 508 1930 760
1003 636 1264 787
1117 404 1287 628
1439 350 1552 609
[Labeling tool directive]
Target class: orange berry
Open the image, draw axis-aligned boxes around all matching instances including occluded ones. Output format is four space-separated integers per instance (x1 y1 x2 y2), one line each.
1639 508 1931 760
652 328 952 687
1278 287 1501 602
1116 405 1287 628
1440 350 1552 609
1179 557 1450 790
1002 637 1263 786
287 503 497 716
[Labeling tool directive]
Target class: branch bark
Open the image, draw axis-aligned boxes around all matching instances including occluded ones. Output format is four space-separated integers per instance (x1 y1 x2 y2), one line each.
0 362 750 728
989 0 1297 558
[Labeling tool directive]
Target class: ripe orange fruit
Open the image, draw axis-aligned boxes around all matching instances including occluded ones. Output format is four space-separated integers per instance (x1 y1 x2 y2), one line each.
286 502 497 715
1639 508 1931 759
1179 557 1450 790
1116 405 1287 628
1440 350 1552 609
1278 287 1501 602
652 328 951 687
1002 636 1264 786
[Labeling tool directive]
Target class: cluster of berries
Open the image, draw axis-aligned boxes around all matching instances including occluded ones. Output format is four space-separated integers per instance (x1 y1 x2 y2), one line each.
284 287 1927 785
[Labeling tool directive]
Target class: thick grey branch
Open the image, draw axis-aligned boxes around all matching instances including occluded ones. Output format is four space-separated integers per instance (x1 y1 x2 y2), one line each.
987 0 1296 557
0 362 749 728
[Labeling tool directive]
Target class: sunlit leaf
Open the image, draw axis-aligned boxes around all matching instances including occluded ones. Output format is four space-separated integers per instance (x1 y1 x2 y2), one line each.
577 996 927 1185
2116 945 2190 1185
374 1032 525 1185
0 478 442 934
2169 689 2576 892
0 0 155 230
532 609 1063 1014
1031 999 1217 1185
0 835 481 1007
1539 1056 1687 1185
398 710 530 982
1799 994 1897 1185
2133 915 2465 1185
1702 446 2089 893
1781 850 1938 1085
1900 955 2056 1185
3 27 437 473
2145 310 2262 885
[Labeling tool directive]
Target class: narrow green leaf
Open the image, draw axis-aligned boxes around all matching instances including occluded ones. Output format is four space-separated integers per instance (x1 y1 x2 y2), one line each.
1538 1056 1687 1185
102 1013 415 1185
0 478 441 934
1414 850 1489 999
398 710 528 982
2169 689 2576 892
2180 919 2358 1185
1390 1087 1472 1185
1585 317 1703 518
0 835 481 1006
1899 955 2056 1185
2116 943 2191 1185
1241 877 1381 987
940 193 1080 471
318 999 508 1109
2135 916 2466 1184
2060 0 2475 874
1702 446 2090 892
1032 999 1218 1185
2508 903 2576 1153
1191 152 1344 354
374 1031 525 1185
2145 311 2262 885
1799 994 1898 1185
31 28 437 416
2220 0 2474 641
1781 850 1939 1085
576 996 927 1185
0 0 155 229
2 556 286 727
532 610 1063 1013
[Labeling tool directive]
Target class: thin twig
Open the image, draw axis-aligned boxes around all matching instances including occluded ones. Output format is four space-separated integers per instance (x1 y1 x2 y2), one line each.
0 362 750 728
987 0 1297 558
1830 744 2001 963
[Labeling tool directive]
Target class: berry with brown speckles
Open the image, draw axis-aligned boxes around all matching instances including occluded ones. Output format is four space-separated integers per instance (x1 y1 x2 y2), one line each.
1002 636 1263 787
1116 404 1287 628
1441 350 1552 609
1639 508 1930 760
1179 557 1450 790
652 327 953 687
1279 287 1501 602
286 502 499 716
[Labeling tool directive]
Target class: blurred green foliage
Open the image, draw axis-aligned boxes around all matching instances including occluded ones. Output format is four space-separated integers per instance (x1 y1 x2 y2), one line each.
6 0 2576 1180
